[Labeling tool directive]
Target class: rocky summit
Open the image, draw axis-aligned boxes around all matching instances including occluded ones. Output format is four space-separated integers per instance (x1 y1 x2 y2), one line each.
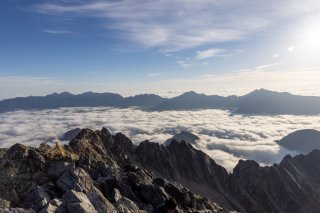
1 128 320 213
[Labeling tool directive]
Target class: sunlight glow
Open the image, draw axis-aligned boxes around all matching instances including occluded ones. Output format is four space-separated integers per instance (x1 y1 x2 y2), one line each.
294 18 320 57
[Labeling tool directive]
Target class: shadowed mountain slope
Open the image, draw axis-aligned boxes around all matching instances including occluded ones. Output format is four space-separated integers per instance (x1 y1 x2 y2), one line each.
277 129 320 153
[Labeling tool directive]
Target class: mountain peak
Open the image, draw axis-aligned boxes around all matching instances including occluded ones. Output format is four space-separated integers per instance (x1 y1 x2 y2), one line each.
46 91 73 97
164 131 200 145
247 88 273 95
180 91 200 96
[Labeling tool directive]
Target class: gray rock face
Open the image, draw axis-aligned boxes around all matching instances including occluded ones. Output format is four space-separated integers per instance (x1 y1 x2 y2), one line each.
21 186 51 211
47 161 76 181
62 190 97 213
57 168 95 192
115 197 140 213
229 152 320 213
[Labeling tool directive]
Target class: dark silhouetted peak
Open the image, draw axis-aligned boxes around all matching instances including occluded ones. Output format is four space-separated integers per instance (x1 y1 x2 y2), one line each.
60 91 72 95
233 160 261 177
69 128 114 163
72 128 95 140
112 132 136 154
46 91 73 97
235 89 320 115
114 132 133 146
3 143 29 160
280 154 293 163
164 131 200 145
277 129 320 153
123 94 167 108
100 127 112 136
60 127 82 141
307 149 320 157
180 91 200 97
152 91 236 111
241 89 291 99
247 88 275 95
81 91 95 95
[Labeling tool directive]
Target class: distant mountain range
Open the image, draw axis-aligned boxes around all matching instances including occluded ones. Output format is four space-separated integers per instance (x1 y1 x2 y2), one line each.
0 92 167 112
1 89 320 115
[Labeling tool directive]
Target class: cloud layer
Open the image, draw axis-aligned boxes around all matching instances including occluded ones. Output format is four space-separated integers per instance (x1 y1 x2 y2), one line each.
1 107 320 171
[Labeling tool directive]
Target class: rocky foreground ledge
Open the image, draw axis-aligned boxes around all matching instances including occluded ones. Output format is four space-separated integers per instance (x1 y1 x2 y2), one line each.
1 128 320 213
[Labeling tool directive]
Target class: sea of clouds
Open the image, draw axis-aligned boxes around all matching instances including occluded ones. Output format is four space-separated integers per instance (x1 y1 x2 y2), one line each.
1 107 320 171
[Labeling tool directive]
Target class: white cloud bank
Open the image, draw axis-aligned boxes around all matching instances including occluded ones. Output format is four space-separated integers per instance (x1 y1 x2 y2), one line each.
1 107 319 171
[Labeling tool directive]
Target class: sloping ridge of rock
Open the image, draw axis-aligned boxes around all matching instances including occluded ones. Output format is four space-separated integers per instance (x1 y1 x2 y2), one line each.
1 128 320 213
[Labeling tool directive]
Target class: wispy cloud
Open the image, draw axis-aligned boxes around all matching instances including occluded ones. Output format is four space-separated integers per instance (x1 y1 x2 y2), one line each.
42 28 73 34
31 0 320 52
146 73 161 77
31 0 274 51
273 53 280 58
176 60 191 68
255 62 282 70
196 48 224 60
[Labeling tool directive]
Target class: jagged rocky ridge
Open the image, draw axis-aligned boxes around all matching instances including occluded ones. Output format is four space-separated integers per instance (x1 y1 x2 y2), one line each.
0 128 228 213
1 128 320 213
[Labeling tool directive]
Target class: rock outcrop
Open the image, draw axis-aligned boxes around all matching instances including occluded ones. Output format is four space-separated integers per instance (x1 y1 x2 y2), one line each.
0 128 227 213
1 128 320 213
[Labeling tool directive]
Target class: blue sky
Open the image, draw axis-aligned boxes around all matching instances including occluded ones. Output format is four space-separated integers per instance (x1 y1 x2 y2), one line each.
1 0 320 99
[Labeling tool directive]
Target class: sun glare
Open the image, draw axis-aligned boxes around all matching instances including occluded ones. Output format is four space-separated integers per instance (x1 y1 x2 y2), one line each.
295 19 320 56
303 26 320 47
